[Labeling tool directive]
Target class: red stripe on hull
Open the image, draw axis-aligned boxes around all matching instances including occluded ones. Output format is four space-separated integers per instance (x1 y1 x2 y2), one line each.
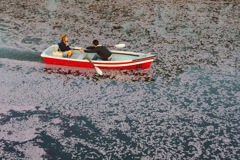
43 57 93 68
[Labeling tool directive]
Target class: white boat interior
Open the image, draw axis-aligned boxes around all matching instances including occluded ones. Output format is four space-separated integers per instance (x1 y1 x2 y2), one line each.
42 45 152 62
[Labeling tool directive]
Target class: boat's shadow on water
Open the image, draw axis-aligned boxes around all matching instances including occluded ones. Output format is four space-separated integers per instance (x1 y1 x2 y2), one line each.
43 65 155 83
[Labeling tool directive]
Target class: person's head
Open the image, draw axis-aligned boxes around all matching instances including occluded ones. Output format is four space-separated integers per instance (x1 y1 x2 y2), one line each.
92 40 99 47
61 34 68 43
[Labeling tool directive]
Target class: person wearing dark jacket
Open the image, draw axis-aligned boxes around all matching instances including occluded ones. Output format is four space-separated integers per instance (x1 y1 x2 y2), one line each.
58 34 73 58
82 40 112 60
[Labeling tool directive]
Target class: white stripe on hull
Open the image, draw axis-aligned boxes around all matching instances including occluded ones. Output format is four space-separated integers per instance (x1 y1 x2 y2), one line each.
94 59 154 67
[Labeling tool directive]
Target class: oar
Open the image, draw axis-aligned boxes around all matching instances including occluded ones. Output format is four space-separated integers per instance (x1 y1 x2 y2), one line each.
85 56 103 75
108 43 126 48
73 43 125 50
72 43 125 75
69 48 102 75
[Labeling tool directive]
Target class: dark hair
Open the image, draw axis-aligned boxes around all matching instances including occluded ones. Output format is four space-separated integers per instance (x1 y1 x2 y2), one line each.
92 40 99 46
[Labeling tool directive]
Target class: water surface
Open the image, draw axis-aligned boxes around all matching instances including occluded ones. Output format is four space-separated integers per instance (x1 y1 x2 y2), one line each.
0 0 239 159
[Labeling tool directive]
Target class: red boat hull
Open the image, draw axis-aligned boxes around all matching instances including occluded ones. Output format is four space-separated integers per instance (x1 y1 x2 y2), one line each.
42 57 154 70
41 45 155 70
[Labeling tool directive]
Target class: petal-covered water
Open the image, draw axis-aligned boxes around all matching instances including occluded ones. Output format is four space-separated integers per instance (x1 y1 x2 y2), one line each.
0 0 239 159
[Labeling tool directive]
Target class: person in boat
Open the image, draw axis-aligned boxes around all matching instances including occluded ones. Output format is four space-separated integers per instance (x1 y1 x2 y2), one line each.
58 34 73 58
81 40 112 61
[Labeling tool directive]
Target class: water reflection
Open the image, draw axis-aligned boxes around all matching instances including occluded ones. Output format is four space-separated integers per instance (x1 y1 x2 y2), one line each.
43 66 155 82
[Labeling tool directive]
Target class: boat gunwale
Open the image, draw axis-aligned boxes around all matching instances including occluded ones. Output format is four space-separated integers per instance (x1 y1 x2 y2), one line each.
41 45 155 64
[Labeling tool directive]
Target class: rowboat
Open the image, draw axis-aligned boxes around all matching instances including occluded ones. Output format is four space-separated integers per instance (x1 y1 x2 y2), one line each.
41 45 155 70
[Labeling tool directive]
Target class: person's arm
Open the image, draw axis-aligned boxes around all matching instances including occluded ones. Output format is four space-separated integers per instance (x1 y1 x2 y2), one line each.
58 42 71 52
84 48 97 53
66 42 72 50
58 43 61 51
79 46 96 53
86 46 94 49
